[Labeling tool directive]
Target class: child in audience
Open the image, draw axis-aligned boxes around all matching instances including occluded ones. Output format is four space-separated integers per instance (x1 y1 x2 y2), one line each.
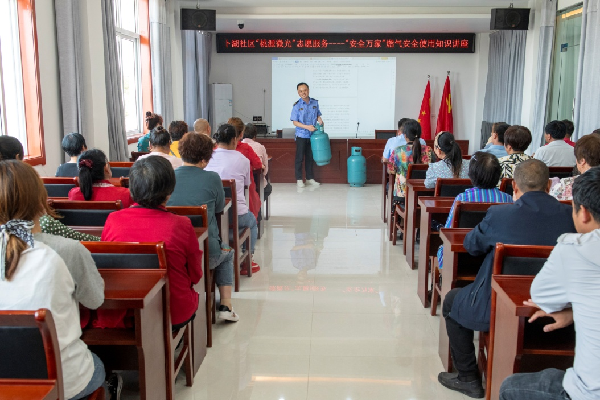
498 125 532 182
56 133 87 177
102 156 204 329
206 124 260 274
499 166 600 400
387 119 433 203
436 152 513 269
480 122 509 158
137 111 163 152
424 131 469 188
69 149 132 208
0 160 120 400
135 126 183 170
550 134 600 201
168 120 188 158
168 133 239 321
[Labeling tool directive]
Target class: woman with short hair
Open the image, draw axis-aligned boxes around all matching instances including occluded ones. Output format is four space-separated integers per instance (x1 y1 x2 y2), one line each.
135 126 183 170
550 134 600 200
56 132 87 177
168 120 189 158
137 111 163 152
498 125 533 181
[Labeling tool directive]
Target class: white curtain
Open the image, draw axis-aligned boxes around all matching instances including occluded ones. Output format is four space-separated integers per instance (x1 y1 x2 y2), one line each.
573 0 600 139
149 0 173 125
181 31 212 129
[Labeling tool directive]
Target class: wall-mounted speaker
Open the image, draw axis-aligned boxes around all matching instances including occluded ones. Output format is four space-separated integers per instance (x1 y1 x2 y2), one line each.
490 8 530 30
181 9 216 31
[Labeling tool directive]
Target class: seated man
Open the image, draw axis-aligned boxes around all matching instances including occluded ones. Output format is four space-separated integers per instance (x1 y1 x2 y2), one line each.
382 117 427 159
500 167 600 400
194 118 211 137
438 159 576 398
56 132 87 177
534 120 577 167
480 122 509 159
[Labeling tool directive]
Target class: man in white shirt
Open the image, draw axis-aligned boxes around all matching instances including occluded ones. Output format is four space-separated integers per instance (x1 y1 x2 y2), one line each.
534 121 576 167
382 118 427 159
499 166 600 400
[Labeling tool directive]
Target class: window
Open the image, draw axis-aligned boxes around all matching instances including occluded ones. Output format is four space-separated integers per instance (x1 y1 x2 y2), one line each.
114 0 152 136
0 0 45 164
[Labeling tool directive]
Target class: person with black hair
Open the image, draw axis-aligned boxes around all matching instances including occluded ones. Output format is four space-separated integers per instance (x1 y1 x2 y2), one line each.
206 124 260 275
68 149 132 208
56 132 87 177
438 159 576 398
424 131 469 188
561 119 576 147
0 135 24 160
387 119 433 201
498 125 533 182
102 156 210 326
136 126 183 170
137 111 163 152
534 120 576 166
168 120 189 158
168 133 239 321
382 117 427 159
499 166 600 400
480 122 509 158
435 152 513 270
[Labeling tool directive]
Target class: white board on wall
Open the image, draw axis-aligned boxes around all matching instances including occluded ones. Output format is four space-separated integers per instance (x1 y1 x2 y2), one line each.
272 57 396 138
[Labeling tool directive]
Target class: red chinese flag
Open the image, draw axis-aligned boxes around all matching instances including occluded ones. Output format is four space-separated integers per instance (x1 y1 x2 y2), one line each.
436 76 454 134
417 81 432 140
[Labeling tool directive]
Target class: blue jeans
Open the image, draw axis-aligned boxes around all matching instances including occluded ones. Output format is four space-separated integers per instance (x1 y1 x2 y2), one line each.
237 212 257 255
209 247 234 287
500 369 570 400
69 352 106 400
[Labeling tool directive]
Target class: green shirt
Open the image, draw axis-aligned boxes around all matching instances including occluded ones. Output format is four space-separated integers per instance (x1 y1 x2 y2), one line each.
167 166 225 257
39 215 100 242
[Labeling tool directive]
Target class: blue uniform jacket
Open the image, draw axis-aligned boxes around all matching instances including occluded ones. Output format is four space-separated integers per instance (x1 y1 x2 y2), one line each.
290 97 322 139
449 191 576 332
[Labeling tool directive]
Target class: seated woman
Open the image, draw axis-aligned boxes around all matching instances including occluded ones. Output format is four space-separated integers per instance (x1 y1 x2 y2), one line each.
69 149 132 208
137 111 163 152
136 126 183 170
498 125 533 182
102 156 204 329
0 160 118 400
424 131 470 188
206 124 260 274
167 133 239 321
168 120 188 158
436 152 513 269
56 133 87 177
387 119 433 203
242 123 272 201
0 135 25 160
550 134 600 200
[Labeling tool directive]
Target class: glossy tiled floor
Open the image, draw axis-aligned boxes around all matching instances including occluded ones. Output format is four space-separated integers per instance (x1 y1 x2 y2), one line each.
175 183 468 400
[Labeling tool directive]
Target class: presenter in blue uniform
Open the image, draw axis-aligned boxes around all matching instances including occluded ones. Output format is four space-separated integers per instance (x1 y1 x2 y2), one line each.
291 82 323 188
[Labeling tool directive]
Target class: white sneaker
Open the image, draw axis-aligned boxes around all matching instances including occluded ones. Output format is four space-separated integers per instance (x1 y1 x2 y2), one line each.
306 179 320 186
218 305 240 322
297 180 306 188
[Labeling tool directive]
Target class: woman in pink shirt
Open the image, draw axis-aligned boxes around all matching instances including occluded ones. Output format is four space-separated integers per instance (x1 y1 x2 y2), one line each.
68 149 132 208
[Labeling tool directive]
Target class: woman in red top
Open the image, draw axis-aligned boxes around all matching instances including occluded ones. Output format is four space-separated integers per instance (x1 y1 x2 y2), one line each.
68 149 132 208
101 156 205 328
228 117 263 219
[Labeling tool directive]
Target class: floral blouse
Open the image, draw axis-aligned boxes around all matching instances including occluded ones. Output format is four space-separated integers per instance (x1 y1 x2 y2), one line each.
40 215 100 242
498 153 532 181
387 145 433 197
424 159 470 188
549 175 578 201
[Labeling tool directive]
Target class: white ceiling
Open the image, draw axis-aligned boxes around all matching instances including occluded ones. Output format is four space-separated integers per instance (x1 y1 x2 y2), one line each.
184 0 528 7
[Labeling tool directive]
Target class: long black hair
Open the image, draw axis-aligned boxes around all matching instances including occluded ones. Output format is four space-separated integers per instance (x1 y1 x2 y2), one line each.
402 119 423 163
78 149 108 201
436 132 463 177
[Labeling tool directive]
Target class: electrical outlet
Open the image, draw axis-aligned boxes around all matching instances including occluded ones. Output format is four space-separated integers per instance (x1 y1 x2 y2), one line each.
253 116 262 122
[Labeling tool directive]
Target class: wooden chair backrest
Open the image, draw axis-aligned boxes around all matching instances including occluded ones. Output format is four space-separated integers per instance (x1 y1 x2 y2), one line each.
82 242 168 270
166 205 208 228
221 179 238 226
434 178 474 197
0 309 63 398
548 167 574 179
48 200 122 227
492 243 554 276
109 162 134 168
451 202 498 229
130 151 149 162
42 177 78 199
407 163 428 179
499 178 513 196
110 166 131 178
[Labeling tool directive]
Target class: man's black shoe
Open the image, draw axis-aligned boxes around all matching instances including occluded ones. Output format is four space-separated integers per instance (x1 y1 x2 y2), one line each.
438 372 484 398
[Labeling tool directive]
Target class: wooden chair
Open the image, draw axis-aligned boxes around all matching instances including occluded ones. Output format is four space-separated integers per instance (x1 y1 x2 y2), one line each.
265 157 271 221
434 178 474 197
221 179 252 292
42 177 78 199
253 169 266 239
430 202 498 315
374 129 396 140
485 244 564 398
0 309 103 400
390 163 428 245
548 166 573 179
82 242 194 393
499 178 513 196
108 177 129 188
48 200 122 228
130 151 149 162
109 163 132 178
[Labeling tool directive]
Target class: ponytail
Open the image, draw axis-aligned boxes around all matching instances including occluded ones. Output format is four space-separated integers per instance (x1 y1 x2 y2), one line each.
78 149 108 201
402 119 423 163
437 132 463 177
